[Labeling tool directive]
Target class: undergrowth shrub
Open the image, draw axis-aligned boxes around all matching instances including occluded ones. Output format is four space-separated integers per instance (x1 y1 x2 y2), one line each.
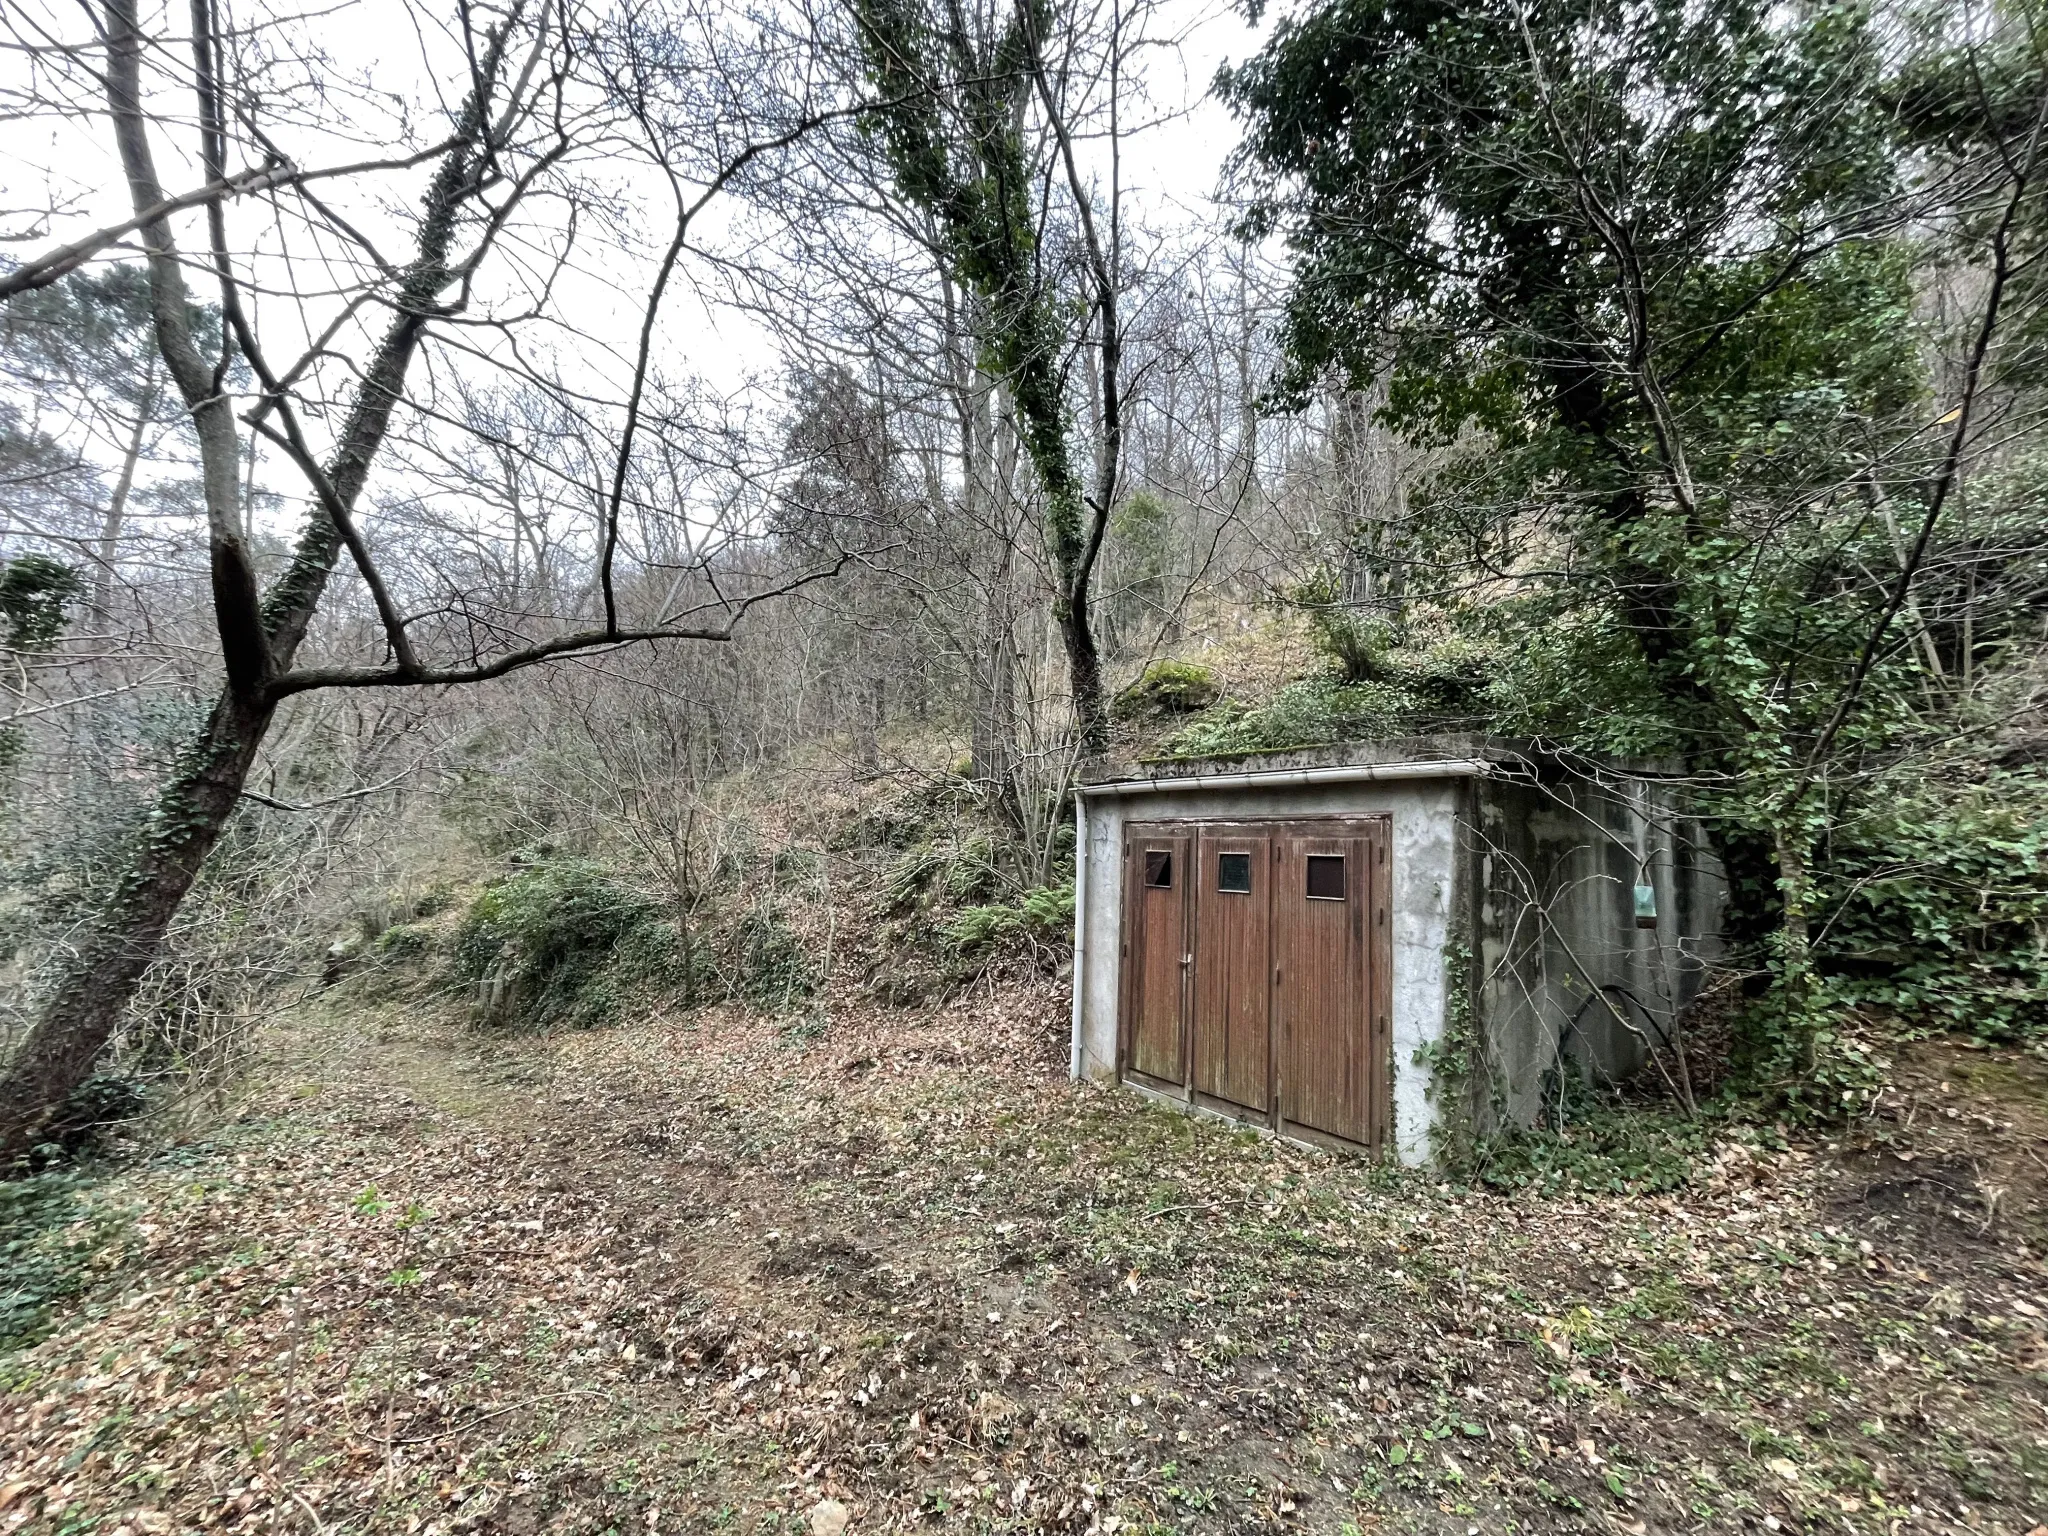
1114 659 1220 719
1161 677 1412 757
948 883 1075 953
612 918 713 999
1464 1101 1711 1196
375 923 433 961
885 832 1002 914
1729 973 1891 1122
735 905 813 1010
772 847 823 886
837 774 982 853
1813 768 2048 1043
455 861 659 1029
0 1171 120 1352
447 858 818 1025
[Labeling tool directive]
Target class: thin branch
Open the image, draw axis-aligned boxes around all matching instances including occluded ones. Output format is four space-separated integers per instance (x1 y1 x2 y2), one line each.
239 764 421 813
0 147 461 303
266 553 851 698
597 97 881 635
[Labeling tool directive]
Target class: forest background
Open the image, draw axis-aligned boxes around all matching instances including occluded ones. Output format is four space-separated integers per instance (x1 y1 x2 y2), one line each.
2 0 2047 1169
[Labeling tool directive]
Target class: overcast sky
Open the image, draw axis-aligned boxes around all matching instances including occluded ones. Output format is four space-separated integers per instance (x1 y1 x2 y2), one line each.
0 0 1274 526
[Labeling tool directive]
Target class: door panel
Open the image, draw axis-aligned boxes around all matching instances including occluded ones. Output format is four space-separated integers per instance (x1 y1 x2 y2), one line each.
1367 820 1392 1154
1119 814 1391 1155
1121 827 1190 1084
1273 824 1380 1147
1192 827 1272 1112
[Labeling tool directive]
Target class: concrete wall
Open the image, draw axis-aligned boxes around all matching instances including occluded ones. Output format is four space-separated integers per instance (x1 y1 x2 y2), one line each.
1469 769 1722 1130
1074 777 1462 1164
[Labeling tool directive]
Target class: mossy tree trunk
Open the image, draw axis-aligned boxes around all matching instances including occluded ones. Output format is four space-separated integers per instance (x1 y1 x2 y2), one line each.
0 0 510 1166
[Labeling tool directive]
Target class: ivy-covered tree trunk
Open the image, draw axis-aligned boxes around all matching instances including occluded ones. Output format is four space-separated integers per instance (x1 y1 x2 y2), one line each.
1056 569 1109 754
0 691 273 1159
0 0 505 1166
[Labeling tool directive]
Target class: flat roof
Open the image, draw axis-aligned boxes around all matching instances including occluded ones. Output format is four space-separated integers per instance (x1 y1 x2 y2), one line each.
1079 734 1516 798
1079 735 1698 798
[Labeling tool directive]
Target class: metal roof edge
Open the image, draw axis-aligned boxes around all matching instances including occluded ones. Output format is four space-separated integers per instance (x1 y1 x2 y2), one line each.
1076 757 1496 798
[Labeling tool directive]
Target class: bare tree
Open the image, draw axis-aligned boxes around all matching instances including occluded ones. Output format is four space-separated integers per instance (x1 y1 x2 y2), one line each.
0 0 848 1160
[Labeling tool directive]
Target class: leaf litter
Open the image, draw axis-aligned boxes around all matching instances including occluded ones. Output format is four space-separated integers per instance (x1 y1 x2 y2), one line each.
1 981 2044 1535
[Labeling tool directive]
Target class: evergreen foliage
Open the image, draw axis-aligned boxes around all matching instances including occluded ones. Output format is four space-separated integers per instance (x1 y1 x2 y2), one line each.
1224 0 2048 1087
0 555 82 652
0 554 82 773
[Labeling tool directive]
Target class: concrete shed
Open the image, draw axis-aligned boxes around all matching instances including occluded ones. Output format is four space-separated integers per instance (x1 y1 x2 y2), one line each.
1068 736 1724 1165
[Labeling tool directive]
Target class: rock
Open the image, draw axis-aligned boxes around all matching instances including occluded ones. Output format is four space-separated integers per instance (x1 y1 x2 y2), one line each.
809 1499 849 1536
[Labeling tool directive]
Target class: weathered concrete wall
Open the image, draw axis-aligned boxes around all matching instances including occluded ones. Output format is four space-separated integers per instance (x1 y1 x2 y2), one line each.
1072 739 1725 1164
1470 768 1722 1129
1075 777 1461 1164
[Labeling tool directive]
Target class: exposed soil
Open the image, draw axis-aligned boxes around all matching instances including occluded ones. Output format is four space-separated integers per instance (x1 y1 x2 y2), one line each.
2 985 2045 1536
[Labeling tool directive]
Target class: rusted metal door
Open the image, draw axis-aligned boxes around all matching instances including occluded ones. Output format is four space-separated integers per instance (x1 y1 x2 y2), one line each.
1272 822 1391 1152
1191 826 1272 1113
1119 826 1190 1086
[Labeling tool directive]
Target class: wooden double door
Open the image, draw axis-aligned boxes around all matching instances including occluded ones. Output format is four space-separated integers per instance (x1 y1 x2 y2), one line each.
1119 818 1392 1154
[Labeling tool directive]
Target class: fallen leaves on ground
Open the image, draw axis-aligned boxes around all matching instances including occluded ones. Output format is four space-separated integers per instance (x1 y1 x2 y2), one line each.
2 980 2044 1535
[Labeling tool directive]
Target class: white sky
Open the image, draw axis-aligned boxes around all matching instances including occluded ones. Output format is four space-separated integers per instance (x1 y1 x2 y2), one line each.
1 0 1272 531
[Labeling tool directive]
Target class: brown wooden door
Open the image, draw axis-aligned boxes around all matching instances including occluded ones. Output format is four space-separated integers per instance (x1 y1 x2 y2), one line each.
1273 821 1390 1151
1118 814 1391 1155
1191 826 1272 1113
1120 827 1190 1086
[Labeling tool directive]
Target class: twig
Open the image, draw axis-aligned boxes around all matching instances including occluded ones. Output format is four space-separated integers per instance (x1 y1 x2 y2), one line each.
289 1488 328 1536
1144 1198 1253 1221
365 1388 610 1446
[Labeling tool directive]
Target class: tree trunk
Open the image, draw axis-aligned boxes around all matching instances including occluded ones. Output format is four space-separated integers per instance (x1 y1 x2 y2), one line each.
0 0 508 1166
1057 584 1108 757
1774 824 1811 959
0 688 273 1160
92 356 157 629
969 392 1022 790
854 661 882 776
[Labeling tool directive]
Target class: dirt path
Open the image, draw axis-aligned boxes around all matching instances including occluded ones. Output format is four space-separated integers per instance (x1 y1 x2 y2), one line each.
2 986 2045 1536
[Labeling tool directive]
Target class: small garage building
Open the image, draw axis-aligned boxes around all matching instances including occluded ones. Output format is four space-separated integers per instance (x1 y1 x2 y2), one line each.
1068 736 1724 1164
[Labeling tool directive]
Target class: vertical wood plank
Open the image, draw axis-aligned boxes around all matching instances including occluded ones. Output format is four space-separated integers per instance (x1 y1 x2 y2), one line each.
1120 824 1190 1085
1192 826 1272 1112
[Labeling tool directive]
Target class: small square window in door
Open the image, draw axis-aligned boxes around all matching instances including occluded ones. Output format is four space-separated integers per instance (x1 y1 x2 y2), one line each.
1216 852 1253 893
1305 854 1346 900
1143 849 1173 888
